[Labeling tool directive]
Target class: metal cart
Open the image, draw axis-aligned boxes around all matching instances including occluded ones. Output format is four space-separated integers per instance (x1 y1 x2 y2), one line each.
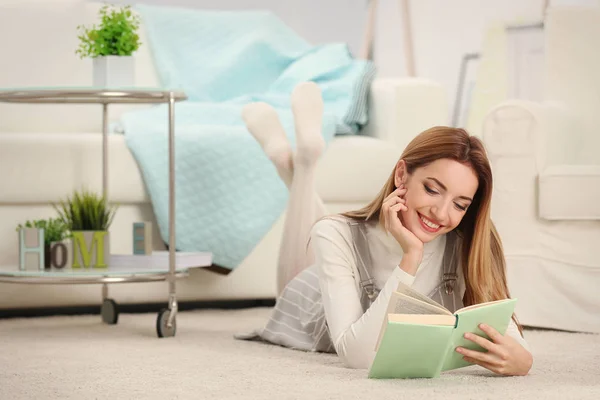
0 88 212 337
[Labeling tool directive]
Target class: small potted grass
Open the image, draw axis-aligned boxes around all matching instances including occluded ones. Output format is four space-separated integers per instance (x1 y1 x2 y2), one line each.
55 189 117 268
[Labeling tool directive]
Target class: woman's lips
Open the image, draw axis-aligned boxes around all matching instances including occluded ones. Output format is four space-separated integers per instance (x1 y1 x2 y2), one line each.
418 212 442 233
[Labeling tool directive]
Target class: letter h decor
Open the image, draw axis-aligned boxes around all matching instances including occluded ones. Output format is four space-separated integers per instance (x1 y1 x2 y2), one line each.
19 227 45 271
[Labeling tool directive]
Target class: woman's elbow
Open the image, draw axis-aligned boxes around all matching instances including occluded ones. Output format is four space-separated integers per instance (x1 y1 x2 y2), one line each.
335 340 373 369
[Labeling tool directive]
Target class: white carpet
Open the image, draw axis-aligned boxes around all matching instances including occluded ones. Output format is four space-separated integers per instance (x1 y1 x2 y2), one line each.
1 307 599 400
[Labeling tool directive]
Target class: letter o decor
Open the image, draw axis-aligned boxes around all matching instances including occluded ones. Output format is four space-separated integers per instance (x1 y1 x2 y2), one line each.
51 242 68 269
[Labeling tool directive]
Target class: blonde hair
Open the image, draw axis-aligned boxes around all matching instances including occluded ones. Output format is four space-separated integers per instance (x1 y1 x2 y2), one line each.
341 126 522 332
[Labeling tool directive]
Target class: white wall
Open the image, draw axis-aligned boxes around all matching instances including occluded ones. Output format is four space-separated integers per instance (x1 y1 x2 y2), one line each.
382 0 547 122
108 0 370 57
4 0 598 123
407 0 598 122
107 0 553 123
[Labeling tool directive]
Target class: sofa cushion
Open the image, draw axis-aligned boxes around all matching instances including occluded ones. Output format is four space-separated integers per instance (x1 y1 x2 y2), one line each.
538 165 600 220
0 133 401 205
316 135 401 202
0 133 149 204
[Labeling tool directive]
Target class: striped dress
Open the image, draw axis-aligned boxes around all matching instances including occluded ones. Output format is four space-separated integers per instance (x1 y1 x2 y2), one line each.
234 219 461 353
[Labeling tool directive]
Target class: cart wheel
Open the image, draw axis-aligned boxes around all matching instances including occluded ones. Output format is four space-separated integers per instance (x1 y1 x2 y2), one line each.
101 299 119 325
156 308 177 338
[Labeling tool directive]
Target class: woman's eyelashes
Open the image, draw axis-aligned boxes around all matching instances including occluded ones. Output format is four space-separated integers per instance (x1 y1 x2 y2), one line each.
455 203 468 211
424 184 468 211
423 184 437 195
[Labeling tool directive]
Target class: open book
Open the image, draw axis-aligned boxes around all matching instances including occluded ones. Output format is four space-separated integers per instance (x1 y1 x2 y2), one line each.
368 282 517 379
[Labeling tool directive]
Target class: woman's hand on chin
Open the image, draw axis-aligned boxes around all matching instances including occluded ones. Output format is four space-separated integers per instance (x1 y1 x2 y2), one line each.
382 184 424 271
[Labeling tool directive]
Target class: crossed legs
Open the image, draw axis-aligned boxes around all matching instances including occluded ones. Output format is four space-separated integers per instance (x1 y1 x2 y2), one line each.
242 82 328 295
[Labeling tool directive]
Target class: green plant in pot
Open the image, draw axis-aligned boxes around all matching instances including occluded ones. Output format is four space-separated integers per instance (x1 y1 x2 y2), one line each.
75 4 142 87
16 218 71 269
55 189 117 268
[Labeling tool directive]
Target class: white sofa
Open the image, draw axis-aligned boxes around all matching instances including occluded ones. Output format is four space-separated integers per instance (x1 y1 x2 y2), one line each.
0 2 448 310
481 6 600 334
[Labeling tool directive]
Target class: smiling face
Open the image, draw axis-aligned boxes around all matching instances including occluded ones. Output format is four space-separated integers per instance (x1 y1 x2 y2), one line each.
394 158 479 243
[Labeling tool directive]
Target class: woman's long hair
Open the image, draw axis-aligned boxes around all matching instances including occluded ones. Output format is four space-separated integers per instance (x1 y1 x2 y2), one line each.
342 126 522 332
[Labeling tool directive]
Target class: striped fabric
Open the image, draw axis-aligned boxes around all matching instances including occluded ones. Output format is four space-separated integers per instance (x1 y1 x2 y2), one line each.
234 219 376 352
255 265 334 352
234 264 334 352
235 222 461 353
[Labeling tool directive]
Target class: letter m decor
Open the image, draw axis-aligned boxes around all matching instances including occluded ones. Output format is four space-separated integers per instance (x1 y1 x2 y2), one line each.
72 231 110 268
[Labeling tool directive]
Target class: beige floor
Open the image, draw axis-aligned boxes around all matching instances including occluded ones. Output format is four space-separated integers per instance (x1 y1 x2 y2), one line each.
1 307 599 400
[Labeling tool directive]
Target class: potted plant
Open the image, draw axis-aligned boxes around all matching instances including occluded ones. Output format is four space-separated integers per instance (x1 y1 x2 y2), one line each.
75 4 142 87
16 218 71 270
55 189 118 269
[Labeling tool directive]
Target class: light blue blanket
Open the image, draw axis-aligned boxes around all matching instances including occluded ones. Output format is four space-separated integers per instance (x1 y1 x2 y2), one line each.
119 4 376 271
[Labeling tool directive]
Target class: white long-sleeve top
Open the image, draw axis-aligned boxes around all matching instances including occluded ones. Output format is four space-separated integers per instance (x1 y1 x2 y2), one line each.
311 217 529 369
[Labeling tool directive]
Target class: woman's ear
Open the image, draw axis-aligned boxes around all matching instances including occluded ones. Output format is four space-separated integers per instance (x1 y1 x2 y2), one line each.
394 160 407 187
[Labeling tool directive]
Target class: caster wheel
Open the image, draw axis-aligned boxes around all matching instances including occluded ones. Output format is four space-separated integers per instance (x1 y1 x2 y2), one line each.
156 308 177 338
101 299 119 325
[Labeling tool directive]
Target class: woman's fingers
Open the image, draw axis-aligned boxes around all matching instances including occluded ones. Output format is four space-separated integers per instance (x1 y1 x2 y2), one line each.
389 202 408 214
456 347 499 366
478 324 506 345
384 205 389 231
383 186 407 204
385 197 406 207
383 186 408 232
464 332 498 352
382 193 406 210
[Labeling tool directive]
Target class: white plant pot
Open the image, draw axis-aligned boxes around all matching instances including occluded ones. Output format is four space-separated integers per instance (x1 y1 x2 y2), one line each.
93 56 135 88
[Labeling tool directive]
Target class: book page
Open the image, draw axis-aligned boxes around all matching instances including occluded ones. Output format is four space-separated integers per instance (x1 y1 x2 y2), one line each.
387 313 456 326
455 298 513 314
392 292 453 316
395 281 451 314
375 292 453 351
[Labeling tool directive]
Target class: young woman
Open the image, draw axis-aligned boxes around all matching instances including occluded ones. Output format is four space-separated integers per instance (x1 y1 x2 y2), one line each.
237 82 533 377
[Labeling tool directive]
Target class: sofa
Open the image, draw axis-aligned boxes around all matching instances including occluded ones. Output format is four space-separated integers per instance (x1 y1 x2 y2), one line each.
480 6 600 334
0 2 448 310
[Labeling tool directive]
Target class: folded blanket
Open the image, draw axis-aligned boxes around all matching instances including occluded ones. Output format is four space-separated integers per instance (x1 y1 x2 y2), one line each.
120 4 376 271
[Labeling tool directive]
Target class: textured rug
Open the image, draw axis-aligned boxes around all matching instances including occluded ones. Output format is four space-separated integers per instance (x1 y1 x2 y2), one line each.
1 307 599 400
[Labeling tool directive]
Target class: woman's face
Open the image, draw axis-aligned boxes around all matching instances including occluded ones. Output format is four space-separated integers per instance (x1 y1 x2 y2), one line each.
395 158 479 243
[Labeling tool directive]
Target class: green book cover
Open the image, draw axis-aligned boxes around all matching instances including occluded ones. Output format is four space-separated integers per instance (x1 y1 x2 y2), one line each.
368 297 517 379
368 322 454 379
